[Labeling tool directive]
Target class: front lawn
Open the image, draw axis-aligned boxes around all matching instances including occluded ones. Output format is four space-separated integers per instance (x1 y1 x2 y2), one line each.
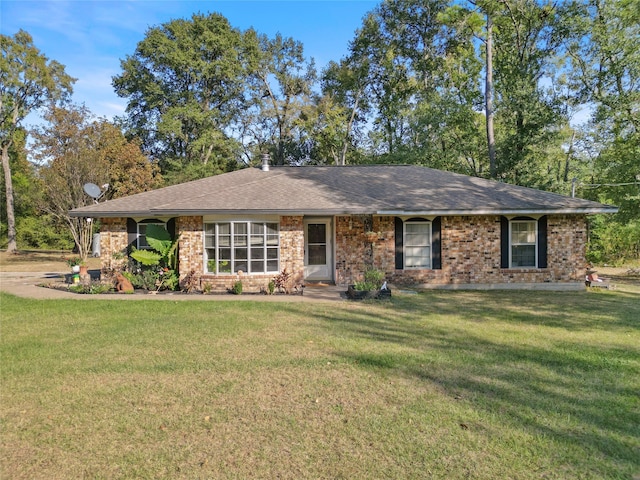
1 290 638 479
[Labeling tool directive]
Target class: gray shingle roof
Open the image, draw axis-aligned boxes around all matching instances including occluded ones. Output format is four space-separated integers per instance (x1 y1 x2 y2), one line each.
69 165 617 217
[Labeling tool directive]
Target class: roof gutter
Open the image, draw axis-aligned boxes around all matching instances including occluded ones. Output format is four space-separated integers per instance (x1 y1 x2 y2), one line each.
70 206 619 218
377 207 619 216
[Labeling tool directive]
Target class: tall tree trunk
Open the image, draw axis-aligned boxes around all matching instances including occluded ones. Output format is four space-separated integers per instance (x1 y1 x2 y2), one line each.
564 131 575 183
1 144 17 253
338 88 363 166
485 13 497 179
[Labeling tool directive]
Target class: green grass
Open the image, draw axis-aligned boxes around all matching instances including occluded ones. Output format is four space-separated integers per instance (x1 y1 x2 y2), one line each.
1 290 638 479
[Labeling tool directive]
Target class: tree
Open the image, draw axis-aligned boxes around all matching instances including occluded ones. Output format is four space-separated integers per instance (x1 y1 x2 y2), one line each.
320 57 371 165
329 0 484 171
32 104 162 260
567 0 639 221
489 0 569 186
0 29 74 252
248 33 317 165
113 13 261 182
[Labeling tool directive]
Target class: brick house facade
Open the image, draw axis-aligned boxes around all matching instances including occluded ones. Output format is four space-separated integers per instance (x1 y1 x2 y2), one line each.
98 212 588 292
74 165 614 292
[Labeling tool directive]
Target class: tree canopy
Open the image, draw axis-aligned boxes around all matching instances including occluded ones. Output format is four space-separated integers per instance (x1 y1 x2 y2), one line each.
32 104 162 259
2 2 638 262
1 29 75 252
113 13 261 183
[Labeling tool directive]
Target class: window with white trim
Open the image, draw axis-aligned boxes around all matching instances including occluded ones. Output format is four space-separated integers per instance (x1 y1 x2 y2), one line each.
404 221 431 269
137 221 166 249
204 221 279 274
510 220 537 267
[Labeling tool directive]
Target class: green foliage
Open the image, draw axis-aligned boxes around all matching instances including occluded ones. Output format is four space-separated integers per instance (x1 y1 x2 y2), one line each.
267 280 275 295
231 280 243 295
129 248 162 266
354 268 385 291
158 269 179 291
1 29 75 252
14 215 74 250
587 216 640 265
251 33 317 166
113 13 260 176
68 282 113 294
125 269 158 291
130 224 179 271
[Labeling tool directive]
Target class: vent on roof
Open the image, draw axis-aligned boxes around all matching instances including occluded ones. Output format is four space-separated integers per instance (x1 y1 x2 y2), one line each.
261 153 270 172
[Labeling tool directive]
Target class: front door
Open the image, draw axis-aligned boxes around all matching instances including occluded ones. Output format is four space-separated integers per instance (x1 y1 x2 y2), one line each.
304 218 333 282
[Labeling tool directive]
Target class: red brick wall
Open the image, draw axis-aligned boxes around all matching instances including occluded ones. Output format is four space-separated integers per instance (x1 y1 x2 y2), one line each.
336 214 587 287
99 217 128 270
182 215 304 293
99 213 587 291
177 216 204 278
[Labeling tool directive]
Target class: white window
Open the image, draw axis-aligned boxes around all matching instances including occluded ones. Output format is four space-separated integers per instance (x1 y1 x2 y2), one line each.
137 221 165 249
204 221 279 274
404 221 431 269
510 220 537 267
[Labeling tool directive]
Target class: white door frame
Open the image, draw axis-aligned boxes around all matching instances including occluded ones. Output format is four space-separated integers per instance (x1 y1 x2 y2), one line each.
303 217 334 282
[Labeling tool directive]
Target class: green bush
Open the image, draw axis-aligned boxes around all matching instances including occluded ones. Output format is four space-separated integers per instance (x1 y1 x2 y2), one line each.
123 269 158 290
158 269 179 291
354 268 385 291
363 268 385 289
231 280 243 295
68 282 113 294
587 216 640 265
3 215 75 250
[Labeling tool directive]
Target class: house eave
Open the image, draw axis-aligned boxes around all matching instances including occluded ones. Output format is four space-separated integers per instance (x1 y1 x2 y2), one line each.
70 205 618 219
377 207 619 216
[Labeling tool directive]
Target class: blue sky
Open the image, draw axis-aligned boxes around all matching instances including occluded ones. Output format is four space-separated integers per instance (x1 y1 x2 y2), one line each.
1 0 377 125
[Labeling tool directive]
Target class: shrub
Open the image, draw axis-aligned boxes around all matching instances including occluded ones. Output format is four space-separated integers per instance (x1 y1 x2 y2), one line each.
587 216 640 265
354 268 385 291
67 281 113 294
364 268 384 289
231 280 243 295
273 269 291 293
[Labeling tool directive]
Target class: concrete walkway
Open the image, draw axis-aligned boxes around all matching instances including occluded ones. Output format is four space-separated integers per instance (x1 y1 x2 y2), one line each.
0 271 348 302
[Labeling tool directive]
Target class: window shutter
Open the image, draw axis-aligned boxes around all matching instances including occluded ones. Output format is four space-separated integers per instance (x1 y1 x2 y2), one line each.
394 217 403 269
167 218 178 267
166 218 176 239
537 216 548 268
127 218 137 253
432 217 442 270
500 216 509 268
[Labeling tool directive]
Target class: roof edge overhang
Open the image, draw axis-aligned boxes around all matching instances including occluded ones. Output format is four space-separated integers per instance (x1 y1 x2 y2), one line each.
377 207 619 216
70 206 619 218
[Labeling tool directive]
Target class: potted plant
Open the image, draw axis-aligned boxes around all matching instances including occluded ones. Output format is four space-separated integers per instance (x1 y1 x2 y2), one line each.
79 262 89 276
347 268 391 300
66 257 82 273
364 231 379 243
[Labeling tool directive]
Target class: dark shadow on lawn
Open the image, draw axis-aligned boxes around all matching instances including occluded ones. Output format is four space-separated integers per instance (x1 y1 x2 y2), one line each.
281 290 640 476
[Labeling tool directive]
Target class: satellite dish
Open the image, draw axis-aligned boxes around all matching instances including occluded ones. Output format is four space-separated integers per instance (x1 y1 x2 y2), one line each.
83 183 102 199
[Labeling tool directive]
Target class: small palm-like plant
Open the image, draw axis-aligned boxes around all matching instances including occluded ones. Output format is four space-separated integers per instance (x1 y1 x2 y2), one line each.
130 224 179 270
129 225 180 291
